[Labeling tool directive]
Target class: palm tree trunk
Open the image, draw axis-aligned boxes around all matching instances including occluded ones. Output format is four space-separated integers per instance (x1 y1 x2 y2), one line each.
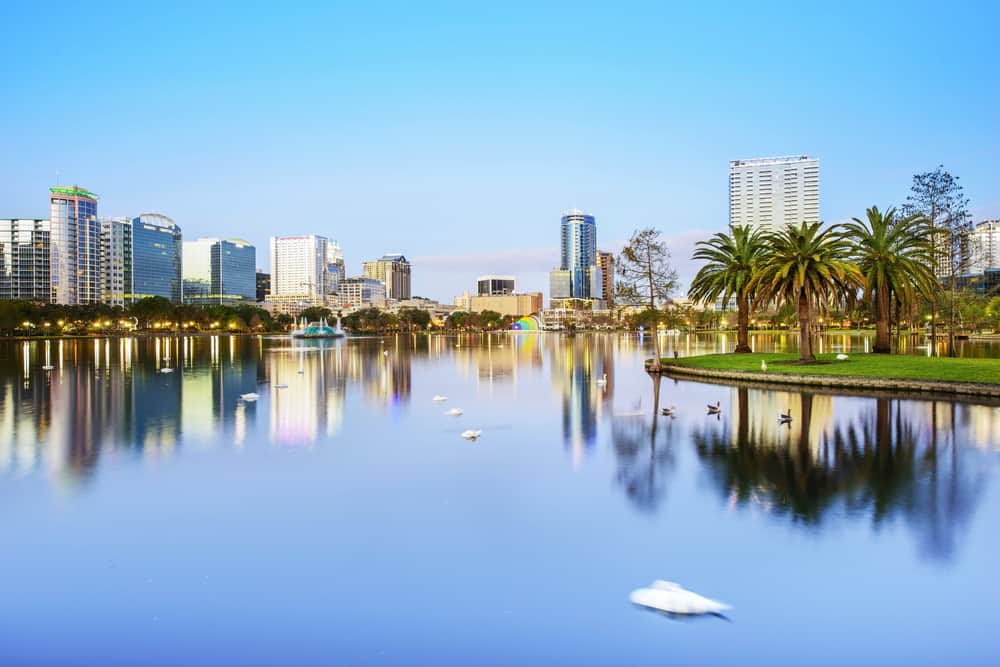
948 274 958 358
798 289 814 362
874 281 891 353
735 295 751 353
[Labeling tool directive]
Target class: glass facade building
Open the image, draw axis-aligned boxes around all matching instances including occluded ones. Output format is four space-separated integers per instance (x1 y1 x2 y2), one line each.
0 219 51 301
477 275 516 296
362 254 411 301
183 238 256 305
50 186 101 304
550 210 601 301
100 214 182 305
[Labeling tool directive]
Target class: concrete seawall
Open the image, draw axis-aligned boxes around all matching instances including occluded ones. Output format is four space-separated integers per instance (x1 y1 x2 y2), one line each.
646 361 1000 398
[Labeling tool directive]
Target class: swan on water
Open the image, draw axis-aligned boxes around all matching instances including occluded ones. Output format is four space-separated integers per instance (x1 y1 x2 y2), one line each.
240 392 260 402
446 408 464 416
42 365 55 371
160 367 174 374
433 395 448 402
461 429 482 440
629 580 731 616
596 373 607 386
707 401 721 414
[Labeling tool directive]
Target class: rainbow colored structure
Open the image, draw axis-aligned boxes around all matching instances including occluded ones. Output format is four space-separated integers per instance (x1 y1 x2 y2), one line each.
511 316 540 331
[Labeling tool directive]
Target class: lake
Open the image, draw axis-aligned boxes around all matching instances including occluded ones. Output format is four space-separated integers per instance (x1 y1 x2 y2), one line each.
1 333 999 666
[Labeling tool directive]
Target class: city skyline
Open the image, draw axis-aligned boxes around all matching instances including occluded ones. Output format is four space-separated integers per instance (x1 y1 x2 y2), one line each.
2 3 996 301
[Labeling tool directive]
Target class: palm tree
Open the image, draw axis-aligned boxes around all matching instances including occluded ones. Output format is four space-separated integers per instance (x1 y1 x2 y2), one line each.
689 225 765 353
750 221 863 362
844 207 935 353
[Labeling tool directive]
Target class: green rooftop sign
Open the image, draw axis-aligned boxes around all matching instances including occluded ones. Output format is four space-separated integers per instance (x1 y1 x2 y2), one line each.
49 186 99 200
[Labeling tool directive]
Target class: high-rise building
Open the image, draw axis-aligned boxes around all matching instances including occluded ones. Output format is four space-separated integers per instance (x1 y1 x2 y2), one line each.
269 235 343 310
968 220 1000 274
597 251 614 305
363 253 411 301
50 185 101 304
256 271 270 303
182 238 256 305
0 219 51 301
101 214 183 305
729 156 819 232
549 210 602 302
477 275 515 296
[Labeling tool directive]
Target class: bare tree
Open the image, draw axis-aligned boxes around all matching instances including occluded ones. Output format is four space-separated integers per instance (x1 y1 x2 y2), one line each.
615 228 679 371
902 166 971 357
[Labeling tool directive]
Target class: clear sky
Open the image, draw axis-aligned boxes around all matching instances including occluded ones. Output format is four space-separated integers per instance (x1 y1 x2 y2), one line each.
2 1 998 301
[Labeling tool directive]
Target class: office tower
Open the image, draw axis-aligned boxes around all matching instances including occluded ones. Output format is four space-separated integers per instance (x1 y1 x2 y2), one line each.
968 220 1000 274
101 214 183 306
549 210 602 301
597 251 614 305
363 253 411 301
49 185 101 304
0 219 51 301
256 271 270 302
269 235 342 309
339 277 386 308
729 155 819 232
182 238 256 305
477 275 516 296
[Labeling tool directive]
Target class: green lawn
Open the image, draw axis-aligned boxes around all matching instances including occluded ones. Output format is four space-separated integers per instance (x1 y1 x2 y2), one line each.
663 353 1000 385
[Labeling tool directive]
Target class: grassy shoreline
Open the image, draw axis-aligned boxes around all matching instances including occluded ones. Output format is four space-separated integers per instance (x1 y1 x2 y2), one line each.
657 352 1000 386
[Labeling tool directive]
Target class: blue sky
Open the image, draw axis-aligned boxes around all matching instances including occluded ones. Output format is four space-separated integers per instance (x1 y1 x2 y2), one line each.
2 1 998 300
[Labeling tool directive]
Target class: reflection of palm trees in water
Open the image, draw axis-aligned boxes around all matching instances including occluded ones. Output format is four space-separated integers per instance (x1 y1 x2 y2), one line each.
692 389 986 559
611 374 677 512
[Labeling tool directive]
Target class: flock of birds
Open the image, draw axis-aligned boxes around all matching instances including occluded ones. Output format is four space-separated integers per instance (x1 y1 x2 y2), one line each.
659 399 793 424
434 394 481 440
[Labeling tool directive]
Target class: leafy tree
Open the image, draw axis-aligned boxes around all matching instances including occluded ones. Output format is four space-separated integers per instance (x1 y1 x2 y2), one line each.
615 228 679 371
689 224 765 353
750 222 863 362
844 206 936 353
902 166 970 356
300 306 332 323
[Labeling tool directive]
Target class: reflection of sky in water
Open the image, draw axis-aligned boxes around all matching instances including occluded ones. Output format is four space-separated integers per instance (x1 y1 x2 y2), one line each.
1 333 999 665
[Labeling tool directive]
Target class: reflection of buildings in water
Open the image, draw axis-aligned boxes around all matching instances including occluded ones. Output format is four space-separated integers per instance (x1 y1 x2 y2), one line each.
180 335 259 444
267 342 345 444
450 333 544 389
549 335 614 466
611 406 676 513
345 338 412 408
693 390 988 561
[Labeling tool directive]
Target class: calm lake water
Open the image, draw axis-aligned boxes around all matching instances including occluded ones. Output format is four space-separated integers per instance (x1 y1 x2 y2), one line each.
2 333 999 666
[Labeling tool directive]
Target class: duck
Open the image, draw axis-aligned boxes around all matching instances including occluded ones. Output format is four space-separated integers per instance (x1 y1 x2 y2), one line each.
445 408 464 416
240 392 260 402
779 409 793 423
661 406 676 417
433 395 448 402
707 401 721 415
760 359 768 372
629 580 731 616
460 429 482 440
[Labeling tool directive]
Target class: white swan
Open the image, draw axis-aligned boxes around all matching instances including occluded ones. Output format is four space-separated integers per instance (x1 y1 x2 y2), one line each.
595 373 607 386
836 353 849 360
240 392 260 401
460 429 482 440
761 359 767 372
446 408 464 416
42 365 55 371
629 580 731 615
433 395 448 402
160 367 174 374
